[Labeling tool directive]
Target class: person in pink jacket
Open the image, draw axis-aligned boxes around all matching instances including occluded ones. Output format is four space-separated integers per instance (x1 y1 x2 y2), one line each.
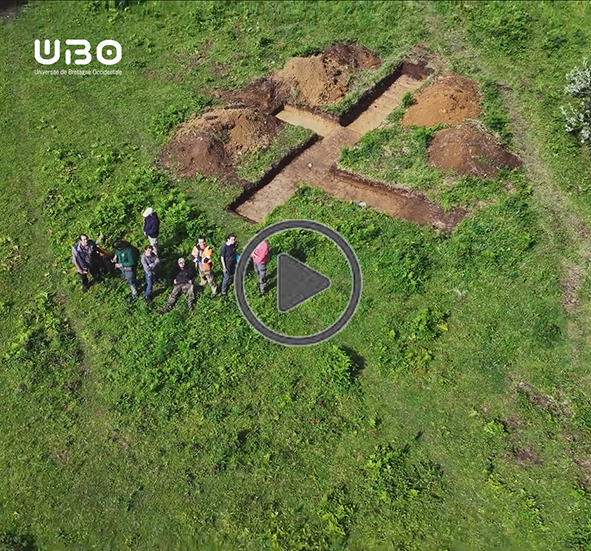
251 238 270 296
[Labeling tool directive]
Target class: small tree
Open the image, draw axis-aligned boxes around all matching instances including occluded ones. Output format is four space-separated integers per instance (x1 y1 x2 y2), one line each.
561 59 591 145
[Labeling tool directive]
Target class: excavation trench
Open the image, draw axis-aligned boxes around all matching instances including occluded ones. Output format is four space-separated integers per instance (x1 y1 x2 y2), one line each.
232 63 467 231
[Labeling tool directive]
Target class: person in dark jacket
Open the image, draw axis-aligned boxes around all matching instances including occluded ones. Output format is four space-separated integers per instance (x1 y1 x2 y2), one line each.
71 234 102 292
140 245 160 302
112 240 139 300
142 207 160 254
160 258 195 313
220 234 237 296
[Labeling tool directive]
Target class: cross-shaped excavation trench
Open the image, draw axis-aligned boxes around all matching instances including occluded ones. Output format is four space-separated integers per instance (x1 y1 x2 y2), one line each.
230 64 467 230
161 46 522 231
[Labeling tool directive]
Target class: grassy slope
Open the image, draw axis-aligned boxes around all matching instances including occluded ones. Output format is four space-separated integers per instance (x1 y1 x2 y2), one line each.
1 1 591 549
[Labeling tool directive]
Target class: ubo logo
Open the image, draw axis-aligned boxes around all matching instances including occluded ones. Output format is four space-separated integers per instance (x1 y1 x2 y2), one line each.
34 39 122 65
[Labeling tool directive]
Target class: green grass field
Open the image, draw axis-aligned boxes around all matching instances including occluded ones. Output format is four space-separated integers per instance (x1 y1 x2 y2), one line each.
2 1 591 549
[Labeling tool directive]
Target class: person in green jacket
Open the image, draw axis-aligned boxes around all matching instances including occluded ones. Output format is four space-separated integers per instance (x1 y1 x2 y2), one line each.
112 240 139 300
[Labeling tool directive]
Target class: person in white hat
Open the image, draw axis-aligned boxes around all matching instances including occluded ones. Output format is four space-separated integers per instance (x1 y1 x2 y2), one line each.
142 207 160 254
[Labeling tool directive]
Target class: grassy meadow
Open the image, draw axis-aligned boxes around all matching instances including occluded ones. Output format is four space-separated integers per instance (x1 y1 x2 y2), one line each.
1 1 591 549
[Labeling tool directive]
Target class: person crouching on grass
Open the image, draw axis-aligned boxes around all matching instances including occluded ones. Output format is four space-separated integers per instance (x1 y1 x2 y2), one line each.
160 258 195 314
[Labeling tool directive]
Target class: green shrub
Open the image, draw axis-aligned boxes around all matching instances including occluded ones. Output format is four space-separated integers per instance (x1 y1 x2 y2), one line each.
317 486 356 541
316 345 359 396
378 308 449 373
0 532 36 551
401 91 416 108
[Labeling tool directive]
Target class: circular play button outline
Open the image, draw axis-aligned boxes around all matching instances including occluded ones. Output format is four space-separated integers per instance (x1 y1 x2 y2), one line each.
235 219 363 346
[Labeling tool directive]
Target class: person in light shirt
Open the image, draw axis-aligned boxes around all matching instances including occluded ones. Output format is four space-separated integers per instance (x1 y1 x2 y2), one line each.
251 237 270 296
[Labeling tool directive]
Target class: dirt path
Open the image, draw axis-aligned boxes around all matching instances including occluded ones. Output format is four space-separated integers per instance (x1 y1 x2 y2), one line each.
235 69 465 231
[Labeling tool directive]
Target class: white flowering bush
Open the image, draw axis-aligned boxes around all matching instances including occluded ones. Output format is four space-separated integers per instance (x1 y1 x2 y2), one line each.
561 59 591 145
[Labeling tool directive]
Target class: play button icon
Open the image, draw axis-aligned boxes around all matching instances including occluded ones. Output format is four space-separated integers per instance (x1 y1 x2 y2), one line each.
277 254 331 313
235 219 363 346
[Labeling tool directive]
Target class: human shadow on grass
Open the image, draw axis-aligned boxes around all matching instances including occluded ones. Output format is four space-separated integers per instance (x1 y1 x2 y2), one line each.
341 346 366 382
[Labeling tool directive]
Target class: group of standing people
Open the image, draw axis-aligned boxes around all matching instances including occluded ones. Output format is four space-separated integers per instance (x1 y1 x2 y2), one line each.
70 208 270 313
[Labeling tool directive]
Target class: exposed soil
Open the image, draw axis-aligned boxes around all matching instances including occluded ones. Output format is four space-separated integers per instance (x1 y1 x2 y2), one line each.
215 43 381 112
516 381 573 419
276 105 340 137
277 43 381 106
562 264 585 313
1 0 27 23
428 124 523 179
501 415 524 434
159 107 283 181
402 74 481 127
347 73 426 134
162 53 472 230
509 447 543 466
231 65 467 230
216 77 291 114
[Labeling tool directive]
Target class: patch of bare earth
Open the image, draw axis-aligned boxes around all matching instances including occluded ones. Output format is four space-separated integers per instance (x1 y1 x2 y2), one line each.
276 43 381 106
516 380 573 419
428 124 522 179
502 415 524 434
507 447 543 466
562 265 585 313
402 74 481 127
215 43 381 112
159 107 283 182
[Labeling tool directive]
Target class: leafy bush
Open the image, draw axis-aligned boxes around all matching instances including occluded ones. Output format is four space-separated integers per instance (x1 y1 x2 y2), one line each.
317 486 356 542
366 441 444 503
410 125 437 149
401 91 416 108
316 345 359 396
370 239 434 297
0 532 36 551
561 59 591 145
378 308 449 373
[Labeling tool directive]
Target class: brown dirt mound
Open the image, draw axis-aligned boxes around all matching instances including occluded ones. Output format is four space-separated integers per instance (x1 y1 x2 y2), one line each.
218 77 291 115
215 43 381 112
428 125 522 179
159 107 283 181
402 74 481 127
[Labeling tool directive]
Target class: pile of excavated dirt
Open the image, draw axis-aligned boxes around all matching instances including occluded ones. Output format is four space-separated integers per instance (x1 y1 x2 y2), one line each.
428 124 522 179
215 43 381 112
402 74 481 127
159 107 283 181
